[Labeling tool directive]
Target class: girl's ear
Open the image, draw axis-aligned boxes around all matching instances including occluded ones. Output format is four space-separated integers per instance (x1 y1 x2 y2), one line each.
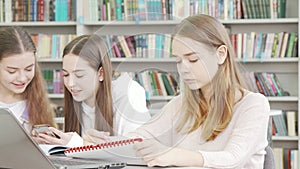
98 67 104 82
216 45 228 65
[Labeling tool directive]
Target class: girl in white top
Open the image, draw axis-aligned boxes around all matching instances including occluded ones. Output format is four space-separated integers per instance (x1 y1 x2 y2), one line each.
36 35 151 147
131 14 270 168
0 27 55 134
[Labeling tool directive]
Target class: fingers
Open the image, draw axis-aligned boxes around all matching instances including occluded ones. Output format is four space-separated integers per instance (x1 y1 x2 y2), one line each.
48 127 64 138
32 136 50 144
32 130 38 137
86 129 110 138
133 139 153 151
84 129 111 144
82 134 95 145
134 141 157 159
143 157 163 167
147 159 167 168
36 133 59 144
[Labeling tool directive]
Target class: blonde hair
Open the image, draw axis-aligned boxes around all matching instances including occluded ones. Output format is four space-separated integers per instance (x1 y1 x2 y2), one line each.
173 14 245 141
63 35 114 135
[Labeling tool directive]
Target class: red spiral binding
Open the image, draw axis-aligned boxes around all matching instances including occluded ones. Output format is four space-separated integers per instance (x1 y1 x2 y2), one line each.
64 137 143 154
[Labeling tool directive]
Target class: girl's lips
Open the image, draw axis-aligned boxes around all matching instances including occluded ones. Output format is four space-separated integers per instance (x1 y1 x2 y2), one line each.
71 90 81 95
13 83 26 88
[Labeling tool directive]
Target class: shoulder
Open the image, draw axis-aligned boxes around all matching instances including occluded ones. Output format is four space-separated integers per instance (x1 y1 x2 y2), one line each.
112 73 148 112
112 73 132 98
112 72 131 88
239 92 269 106
112 73 145 98
234 92 270 117
158 94 183 116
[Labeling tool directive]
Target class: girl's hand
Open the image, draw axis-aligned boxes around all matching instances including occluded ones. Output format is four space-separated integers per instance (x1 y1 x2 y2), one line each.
134 138 173 167
82 129 110 145
33 127 72 145
134 138 204 167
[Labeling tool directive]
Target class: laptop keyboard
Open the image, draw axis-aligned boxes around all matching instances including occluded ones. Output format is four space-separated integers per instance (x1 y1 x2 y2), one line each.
49 156 126 168
51 158 99 166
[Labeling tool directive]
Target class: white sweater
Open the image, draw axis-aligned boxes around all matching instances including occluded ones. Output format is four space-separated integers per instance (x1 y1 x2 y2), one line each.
136 92 270 169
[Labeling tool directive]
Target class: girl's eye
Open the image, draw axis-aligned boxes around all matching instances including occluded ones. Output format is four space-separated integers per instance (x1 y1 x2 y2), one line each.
189 58 199 63
75 74 84 78
7 69 16 74
25 68 33 72
63 73 69 77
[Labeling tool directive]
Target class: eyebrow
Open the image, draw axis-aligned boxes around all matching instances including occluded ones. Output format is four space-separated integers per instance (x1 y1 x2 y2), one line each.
173 52 198 57
62 69 85 73
7 63 34 69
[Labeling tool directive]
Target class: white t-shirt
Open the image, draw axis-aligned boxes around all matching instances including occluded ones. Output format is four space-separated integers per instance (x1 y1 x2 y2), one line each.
136 92 270 169
0 100 31 132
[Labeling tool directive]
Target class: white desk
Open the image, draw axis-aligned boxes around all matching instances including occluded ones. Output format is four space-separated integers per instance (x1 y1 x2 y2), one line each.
124 166 209 169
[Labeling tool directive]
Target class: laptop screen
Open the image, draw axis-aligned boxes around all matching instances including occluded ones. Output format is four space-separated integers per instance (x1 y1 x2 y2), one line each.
0 108 56 169
0 108 126 169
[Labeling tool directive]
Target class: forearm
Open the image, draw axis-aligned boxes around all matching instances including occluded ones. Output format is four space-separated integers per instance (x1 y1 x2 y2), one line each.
170 148 204 167
136 138 204 167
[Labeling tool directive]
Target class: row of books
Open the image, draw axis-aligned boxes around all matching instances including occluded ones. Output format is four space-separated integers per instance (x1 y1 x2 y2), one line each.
31 34 76 59
42 69 63 94
43 69 179 97
189 0 286 19
84 0 186 22
273 148 298 169
231 32 298 60
125 70 179 97
31 31 298 60
0 0 76 22
103 34 172 58
270 109 297 137
240 0 286 19
243 72 286 97
0 0 291 22
83 0 288 22
31 33 172 59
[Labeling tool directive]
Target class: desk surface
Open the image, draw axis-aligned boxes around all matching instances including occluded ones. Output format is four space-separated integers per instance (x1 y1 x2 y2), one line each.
124 166 209 169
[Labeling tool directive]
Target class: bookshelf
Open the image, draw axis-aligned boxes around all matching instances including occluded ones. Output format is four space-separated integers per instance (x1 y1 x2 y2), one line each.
79 1 299 168
0 0 299 167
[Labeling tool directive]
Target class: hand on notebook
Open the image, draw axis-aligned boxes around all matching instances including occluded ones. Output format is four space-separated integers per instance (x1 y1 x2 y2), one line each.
134 138 171 166
134 138 203 167
34 127 72 145
82 129 110 145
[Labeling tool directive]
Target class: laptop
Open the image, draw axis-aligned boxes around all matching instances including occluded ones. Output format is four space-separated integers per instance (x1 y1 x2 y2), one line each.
0 108 126 169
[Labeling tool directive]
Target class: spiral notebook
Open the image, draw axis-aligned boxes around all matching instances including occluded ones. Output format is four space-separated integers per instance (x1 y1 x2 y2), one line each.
64 137 147 166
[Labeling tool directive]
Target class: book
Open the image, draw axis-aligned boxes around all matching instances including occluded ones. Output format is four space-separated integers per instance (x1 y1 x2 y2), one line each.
39 144 68 156
270 109 288 136
286 32 296 57
64 137 146 166
286 111 297 136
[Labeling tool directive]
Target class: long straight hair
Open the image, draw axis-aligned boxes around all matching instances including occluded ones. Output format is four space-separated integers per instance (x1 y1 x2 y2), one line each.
173 14 245 141
63 35 114 135
0 27 55 127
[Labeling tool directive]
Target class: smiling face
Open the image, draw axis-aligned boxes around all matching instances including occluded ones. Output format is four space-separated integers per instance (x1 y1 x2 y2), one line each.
172 36 220 91
62 54 100 107
0 52 35 98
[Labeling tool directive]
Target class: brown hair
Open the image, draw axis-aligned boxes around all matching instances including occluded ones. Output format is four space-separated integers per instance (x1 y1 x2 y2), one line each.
172 14 245 141
0 27 55 127
63 35 114 135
